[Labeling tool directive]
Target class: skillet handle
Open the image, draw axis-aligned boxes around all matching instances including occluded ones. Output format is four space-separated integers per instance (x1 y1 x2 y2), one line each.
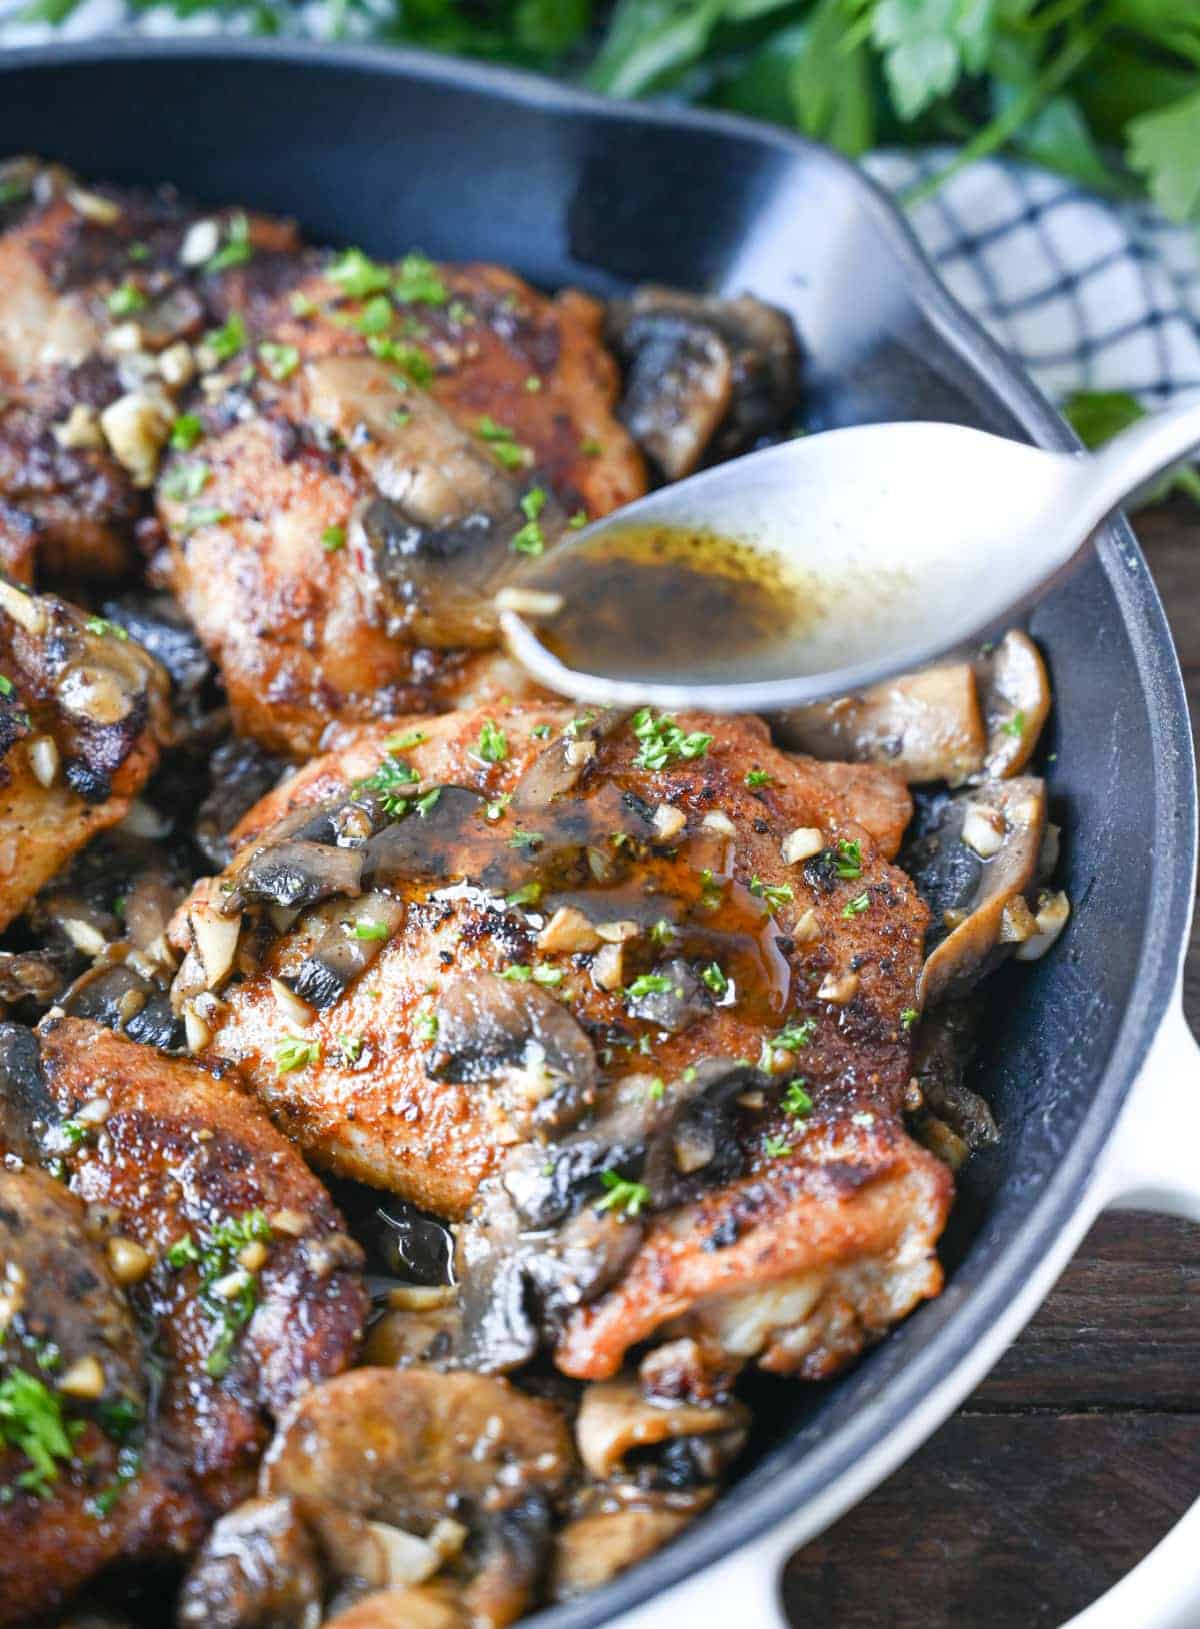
1058 996 1200 1629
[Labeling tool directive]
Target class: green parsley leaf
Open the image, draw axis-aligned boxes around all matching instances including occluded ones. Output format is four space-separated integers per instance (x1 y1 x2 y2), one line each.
745 769 773 788
500 964 533 982
511 520 545 555
321 524 346 553
596 1169 650 1219
275 1034 321 1074
782 1080 813 1119
0 1371 78 1496
353 920 390 941
414 1008 438 1041
1001 709 1027 739
161 460 210 502
476 718 508 763
625 973 673 1000
532 964 565 986
84 616 129 641
506 881 543 907
166 1234 201 1269
367 336 433 386
203 311 247 363
106 281 146 316
356 293 394 334
385 729 428 752
901 1007 920 1031
700 961 729 997
170 413 203 451
328 246 392 298
750 875 794 910
393 251 447 306
834 839 863 880
841 891 871 917
207 211 253 272
568 509 588 529
0 676 14 698
774 1018 817 1052
650 918 676 946
508 827 544 849
630 708 713 771
476 416 528 470
521 486 547 521
763 1134 793 1159
259 341 300 380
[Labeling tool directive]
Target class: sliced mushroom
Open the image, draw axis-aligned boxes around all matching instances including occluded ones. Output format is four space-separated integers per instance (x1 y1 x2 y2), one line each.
551 1498 705 1602
324 1586 468 1629
976 630 1051 779
428 971 597 1132
176 1496 326 1629
361 786 489 889
0 1021 60 1160
307 356 565 649
261 1367 576 1629
60 959 186 1053
910 997 998 1154
289 895 406 1010
904 777 1048 1006
0 947 65 1010
511 708 628 810
623 956 711 1034
606 288 800 479
774 662 986 786
575 1378 748 1485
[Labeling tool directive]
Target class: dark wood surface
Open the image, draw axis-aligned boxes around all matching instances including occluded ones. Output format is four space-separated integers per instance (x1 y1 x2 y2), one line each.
783 499 1200 1628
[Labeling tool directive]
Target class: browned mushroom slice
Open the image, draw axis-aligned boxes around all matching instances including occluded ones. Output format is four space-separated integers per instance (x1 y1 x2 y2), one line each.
306 356 566 649
324 1587 469 1629
975 630 1051 779
774 662 986 786
908 997 998 1171
606 288 801 479
261 1368 576 1629
907 777 1048 1007
574 1377 748 1484
176 1497 327 1629
551 1494 709 1602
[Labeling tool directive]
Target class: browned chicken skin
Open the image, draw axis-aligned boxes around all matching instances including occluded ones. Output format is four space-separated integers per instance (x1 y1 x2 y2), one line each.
0 1018 366 1624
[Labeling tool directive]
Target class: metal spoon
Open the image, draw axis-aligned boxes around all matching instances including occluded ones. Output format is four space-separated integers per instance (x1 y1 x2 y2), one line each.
499 402 1200 712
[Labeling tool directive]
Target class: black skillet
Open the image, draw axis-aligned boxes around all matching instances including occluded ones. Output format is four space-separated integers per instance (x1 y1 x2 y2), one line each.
0 39 1196 1629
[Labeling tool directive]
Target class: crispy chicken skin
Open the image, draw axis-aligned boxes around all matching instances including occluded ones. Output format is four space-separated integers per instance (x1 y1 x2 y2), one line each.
0 1017 366 1622
158 256 645 757
166 703 948 1382
0 580 170 931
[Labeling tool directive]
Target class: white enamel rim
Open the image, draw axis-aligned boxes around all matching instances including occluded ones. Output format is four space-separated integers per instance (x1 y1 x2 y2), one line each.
605 989 1200 1629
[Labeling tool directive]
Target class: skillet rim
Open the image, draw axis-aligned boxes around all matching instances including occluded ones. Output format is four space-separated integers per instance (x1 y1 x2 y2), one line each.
0 37 1194 1624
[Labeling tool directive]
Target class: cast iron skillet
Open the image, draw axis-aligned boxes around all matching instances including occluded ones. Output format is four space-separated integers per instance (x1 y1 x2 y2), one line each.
0 40 1196 1629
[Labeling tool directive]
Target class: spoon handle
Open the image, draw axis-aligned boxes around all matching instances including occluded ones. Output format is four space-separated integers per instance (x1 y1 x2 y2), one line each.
1072 395 1200 531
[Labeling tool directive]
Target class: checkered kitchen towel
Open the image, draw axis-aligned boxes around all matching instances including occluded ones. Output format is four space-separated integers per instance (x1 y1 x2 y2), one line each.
5 0 1200 411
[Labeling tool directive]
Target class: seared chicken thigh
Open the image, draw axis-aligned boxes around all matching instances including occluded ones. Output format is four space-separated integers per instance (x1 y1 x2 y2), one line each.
168 703 949 1381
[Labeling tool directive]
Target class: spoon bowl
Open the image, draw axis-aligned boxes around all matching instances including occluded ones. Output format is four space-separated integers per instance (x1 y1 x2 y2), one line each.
501 402 1200 711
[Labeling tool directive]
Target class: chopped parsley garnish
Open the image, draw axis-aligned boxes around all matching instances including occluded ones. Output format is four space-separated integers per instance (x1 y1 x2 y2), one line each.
580 437 603 456
568 509 588 529
339 1033 365 1063
59 1119 88 1148
415 788 442 816
1002 710 1027 739
750 875 794 910
199 1211 273 1379
625 973 674 1000
413 1009 438 1041
275 1035 321 1074
353 753 419 816
166 1234 201 1269
0 677 13 698
183 505 230 533
485 792 512 821
532 965 565 987
774 1018 817 1052
353 920 389 941
161 460 210 502
204 311 247 363
476 718 508 763
511 520 545 556
745 769 773 788
834 839 863 880
531 723 552 739
259 341 300 380
782 1080 813 1118
84 617 129 642
697 867 723 911
521 486 547 521
647 1077 666 1101
524 374 542 392
596 1170 650 1219
506 881 543 908
386 729 428 751
207 212 252 272
355 294 394 335
700 962 729 997
106 281 146 316
87 1446 141 1519
447 299 474 325
393 251 447 306
321 524 346 552
476 416 527 470
900 1007 920 1031
650 918 676 946
170 412 203 451
500 964 532 982
0 1371 80 1496
328 246 392 298
763 1134 793 1159
842 891 871 917
290 290 316 317
630 708 713 771
367 335 433 385
507 828 543 850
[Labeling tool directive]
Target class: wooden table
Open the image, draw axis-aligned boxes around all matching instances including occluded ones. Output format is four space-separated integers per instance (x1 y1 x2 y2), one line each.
783 499 1200 1628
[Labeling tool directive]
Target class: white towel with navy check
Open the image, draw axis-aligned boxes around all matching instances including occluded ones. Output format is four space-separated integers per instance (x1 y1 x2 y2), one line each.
4 2 1200 412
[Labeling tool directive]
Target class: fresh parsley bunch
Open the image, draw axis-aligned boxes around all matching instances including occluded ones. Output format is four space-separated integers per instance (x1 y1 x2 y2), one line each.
22 0 1200 223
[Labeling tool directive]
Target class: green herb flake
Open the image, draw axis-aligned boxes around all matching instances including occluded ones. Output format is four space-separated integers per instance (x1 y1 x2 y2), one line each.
521 486 547 521
1001 709 1027 739
625 973 673 1000
413 1008 438 1042
524 374 542 392
532 965 565 987
782 1081 813 1119
275 1034 321 1074
170 413 203 451
328 246 392 299
774 1018 817 1053
259 341 300 380
367 336 433 386
0 1371 79 1497
745 769 773 788
207 211 253 273
203 311 247 363
834 839 863 880
900 1007 920 1032
183 505 230 534
84 616 129 642
506 881 543 908
531 723 552 739
393 251 447 306
500 964 533 982
353 919 390 941
749 875 794 910
511 520 545 556
841 891 871 918
476 718 508 764
321 524 346 553
161 460 210 502
630 708 713 771
106 281 146 316
507 827 544 850
415 788 442 816
568 509 588 529
650 918 676 947
763 1134 792 1159
700 961 729 997
166 1234 200 1269
0 677 13 698
356 293 394 335
595 1170 650 1219
476 415 528 470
